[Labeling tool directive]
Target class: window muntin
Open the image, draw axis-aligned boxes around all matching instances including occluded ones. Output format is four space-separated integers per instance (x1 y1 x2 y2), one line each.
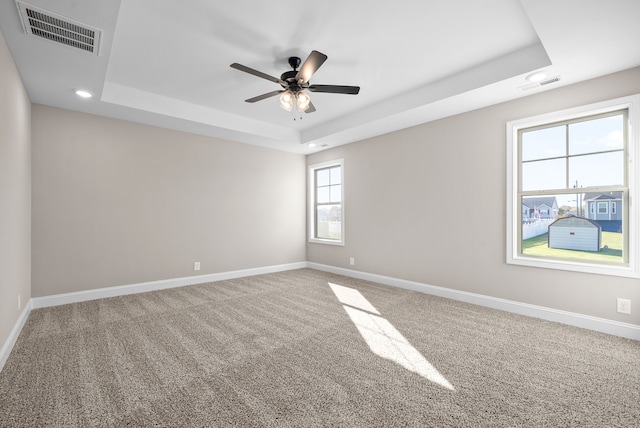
520 112 626 193
309 160 344 245
507 94 639 278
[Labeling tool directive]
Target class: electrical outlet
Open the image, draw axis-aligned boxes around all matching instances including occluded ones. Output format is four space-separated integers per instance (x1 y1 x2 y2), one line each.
194 262 201 271
18 294 21 310
617 298 631 314
349 257 355 266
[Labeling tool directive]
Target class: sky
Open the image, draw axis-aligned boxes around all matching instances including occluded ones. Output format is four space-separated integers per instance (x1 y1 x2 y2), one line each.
521 113 624 207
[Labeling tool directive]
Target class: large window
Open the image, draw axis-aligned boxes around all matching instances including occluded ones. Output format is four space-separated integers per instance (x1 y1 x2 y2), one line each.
309 159 344 245
507 95 639 278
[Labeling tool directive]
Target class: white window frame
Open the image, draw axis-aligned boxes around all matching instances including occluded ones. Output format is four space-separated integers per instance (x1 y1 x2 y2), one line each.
597 201 609 215
612 201 617 215
506 94 639 278
308 159 345 246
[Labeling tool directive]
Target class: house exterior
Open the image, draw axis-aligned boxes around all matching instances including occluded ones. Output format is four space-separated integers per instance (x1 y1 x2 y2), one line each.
548 216 602 252
522 196 558 222
584 192 623 232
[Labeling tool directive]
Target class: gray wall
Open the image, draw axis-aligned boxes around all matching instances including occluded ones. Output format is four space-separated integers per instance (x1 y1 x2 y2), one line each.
32 105 306 297
0 30 31 347
307 67 640 326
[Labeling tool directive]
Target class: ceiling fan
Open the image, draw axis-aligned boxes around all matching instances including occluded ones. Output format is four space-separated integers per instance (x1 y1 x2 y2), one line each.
230 50 360 113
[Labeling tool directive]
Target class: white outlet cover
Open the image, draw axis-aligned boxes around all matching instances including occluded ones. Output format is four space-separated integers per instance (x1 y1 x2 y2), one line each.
617 298 631 314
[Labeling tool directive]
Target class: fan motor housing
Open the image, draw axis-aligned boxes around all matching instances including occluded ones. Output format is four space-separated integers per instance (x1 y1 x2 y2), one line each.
280 70 297 81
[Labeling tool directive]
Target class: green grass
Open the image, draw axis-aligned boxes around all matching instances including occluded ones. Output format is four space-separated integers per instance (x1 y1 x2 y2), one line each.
522 231 623 263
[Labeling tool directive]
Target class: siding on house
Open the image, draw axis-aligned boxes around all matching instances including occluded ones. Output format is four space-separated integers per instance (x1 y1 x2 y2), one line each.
585 192 623 221
522 196 558 220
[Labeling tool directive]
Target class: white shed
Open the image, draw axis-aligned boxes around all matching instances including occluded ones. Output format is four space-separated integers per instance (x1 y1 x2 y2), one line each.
548 216 601 252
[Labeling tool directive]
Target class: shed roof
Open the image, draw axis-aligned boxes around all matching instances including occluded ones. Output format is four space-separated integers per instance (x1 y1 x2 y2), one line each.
549 216 601 229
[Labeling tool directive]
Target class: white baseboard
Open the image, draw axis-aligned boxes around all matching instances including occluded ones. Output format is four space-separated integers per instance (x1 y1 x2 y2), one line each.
3 260 637 374
1 262 307 373
308 262 640 341
31 262 308 309
0 300 32 372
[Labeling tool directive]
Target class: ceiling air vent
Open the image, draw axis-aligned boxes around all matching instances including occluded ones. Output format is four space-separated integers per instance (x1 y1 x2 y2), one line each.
518 76 561 92
539 76 560 86
16 1 102 55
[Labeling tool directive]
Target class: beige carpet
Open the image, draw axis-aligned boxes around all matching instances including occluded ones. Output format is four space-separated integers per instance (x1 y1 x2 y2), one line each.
1 268 638 427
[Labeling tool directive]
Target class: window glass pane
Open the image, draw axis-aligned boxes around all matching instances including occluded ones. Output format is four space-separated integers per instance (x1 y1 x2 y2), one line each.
317 186 330 203
522 158 566 191
568 151 624 187
521 194 560 223
521 192 622 264
316 204 341 240
330 167 341 185
569 114 624 155
522 125 566 161
317 169 330 186
330 184 341 202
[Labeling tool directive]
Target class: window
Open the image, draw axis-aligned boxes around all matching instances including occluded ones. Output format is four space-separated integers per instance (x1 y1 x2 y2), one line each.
507 94 639 278
597 201 609 215
309 159 344 245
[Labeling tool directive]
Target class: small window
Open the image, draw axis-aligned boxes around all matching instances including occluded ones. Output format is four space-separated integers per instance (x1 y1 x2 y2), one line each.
507 94 639 278
309 159 344 245
597 202 608 215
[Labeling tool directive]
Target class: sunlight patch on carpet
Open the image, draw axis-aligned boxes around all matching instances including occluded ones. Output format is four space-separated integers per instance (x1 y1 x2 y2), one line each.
329 283 454 391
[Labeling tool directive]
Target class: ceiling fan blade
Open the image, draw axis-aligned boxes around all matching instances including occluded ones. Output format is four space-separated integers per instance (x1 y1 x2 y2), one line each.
230 63 285 85
304 101 316 114
245 90 283 103
308 84 360 95
295 50 327 84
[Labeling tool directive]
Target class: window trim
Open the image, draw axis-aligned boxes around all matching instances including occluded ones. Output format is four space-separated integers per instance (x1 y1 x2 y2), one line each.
597 201 609 215
308 159 345 246
506 94 639 278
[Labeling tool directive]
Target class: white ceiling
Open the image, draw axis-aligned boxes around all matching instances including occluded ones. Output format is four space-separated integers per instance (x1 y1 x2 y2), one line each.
1 0 639 154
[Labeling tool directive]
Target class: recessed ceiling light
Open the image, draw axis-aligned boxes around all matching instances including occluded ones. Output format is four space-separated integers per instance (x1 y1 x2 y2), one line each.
74 89 93 98
308 143 316 148
525 71 548 83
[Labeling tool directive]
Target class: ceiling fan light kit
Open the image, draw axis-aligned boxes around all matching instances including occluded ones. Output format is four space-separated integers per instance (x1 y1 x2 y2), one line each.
279 90 310 112
297 91 311 111
280 90 294 111
231 50 360 114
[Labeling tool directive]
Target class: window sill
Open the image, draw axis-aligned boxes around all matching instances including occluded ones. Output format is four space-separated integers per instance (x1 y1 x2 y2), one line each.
309 238 345 246
507 254 639 278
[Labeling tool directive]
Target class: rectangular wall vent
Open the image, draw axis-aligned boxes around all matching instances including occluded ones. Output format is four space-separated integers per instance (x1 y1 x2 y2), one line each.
16 1 101 55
